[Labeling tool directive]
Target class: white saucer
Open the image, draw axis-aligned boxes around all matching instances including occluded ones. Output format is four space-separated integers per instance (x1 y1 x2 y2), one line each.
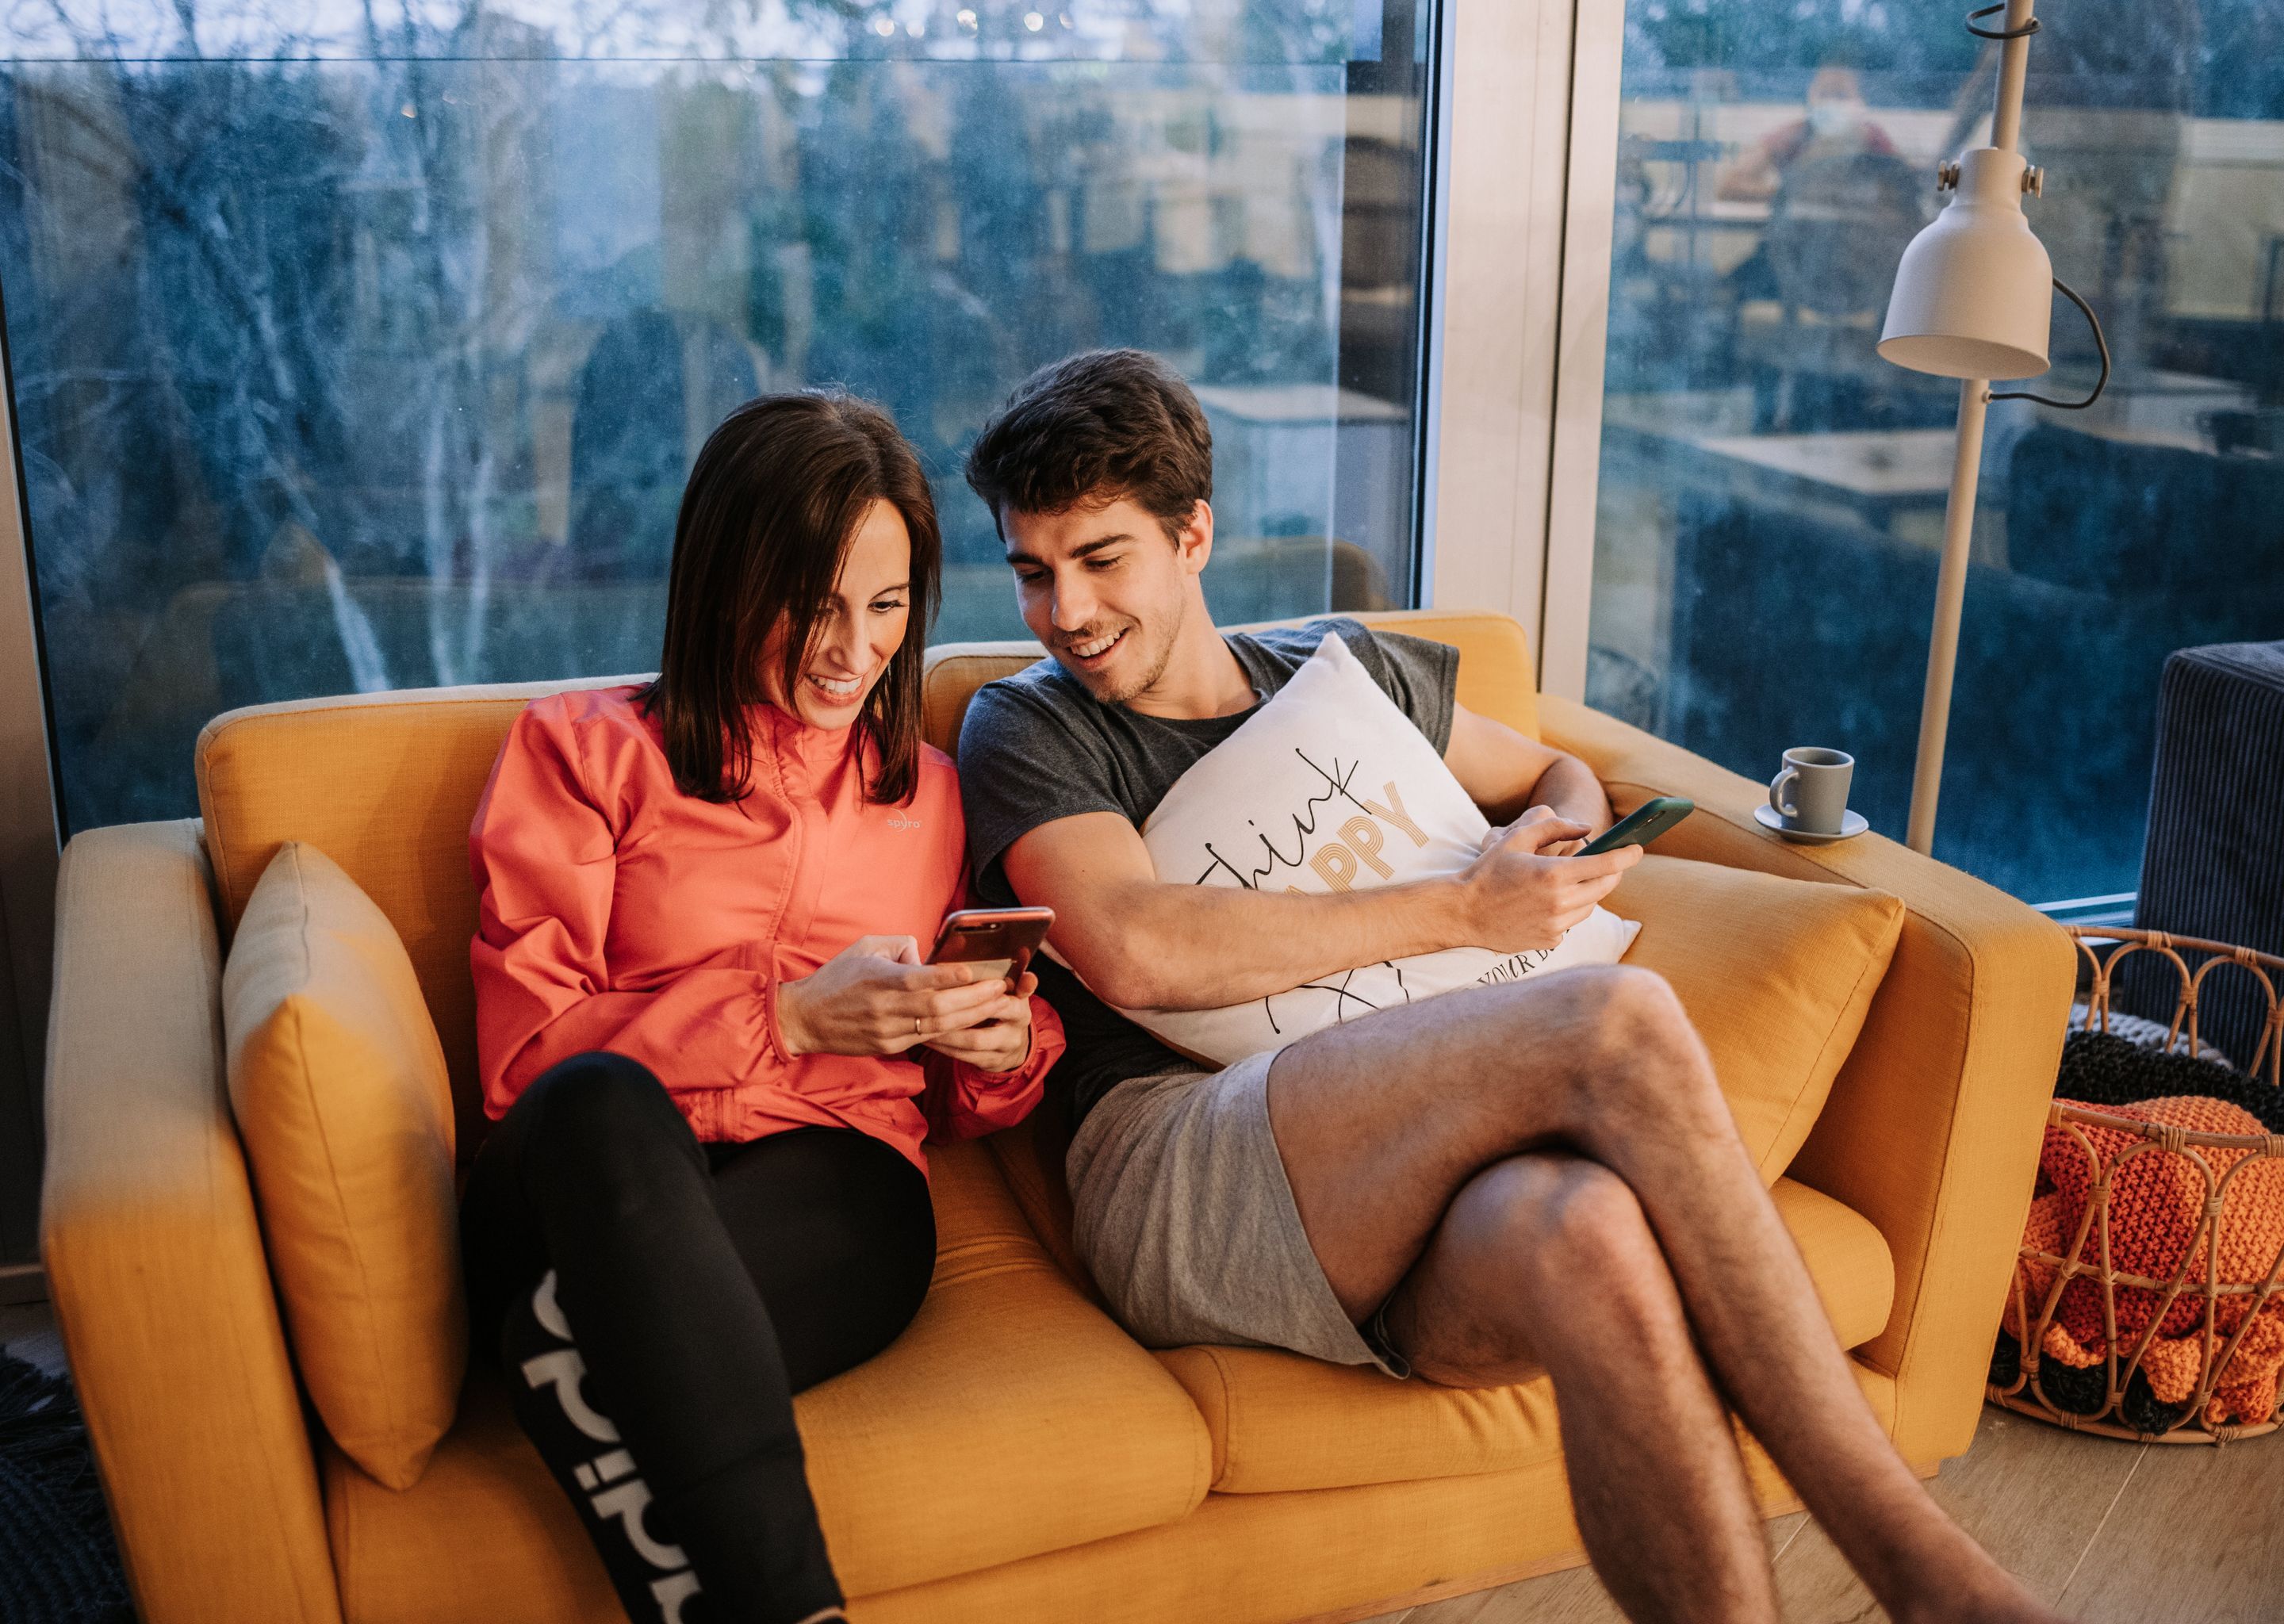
1754 803 1868 843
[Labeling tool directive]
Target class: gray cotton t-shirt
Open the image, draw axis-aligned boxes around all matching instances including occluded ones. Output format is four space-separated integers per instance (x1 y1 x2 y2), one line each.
957 617 1462 1129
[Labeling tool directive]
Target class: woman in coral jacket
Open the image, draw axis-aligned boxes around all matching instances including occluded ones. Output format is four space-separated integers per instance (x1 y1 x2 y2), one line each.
461 393 1063 1624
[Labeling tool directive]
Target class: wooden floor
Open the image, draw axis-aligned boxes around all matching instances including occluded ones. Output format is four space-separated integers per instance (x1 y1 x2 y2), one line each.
10 1296 2278 1622
1363 1403 2284 1623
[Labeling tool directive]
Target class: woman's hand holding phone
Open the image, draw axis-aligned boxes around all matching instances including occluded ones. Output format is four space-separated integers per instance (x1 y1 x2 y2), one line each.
776 935 1033 1067
916 968 1037 1073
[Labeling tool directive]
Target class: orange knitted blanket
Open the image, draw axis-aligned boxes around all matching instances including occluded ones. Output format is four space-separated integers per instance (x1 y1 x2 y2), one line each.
2008 1094 2284 1427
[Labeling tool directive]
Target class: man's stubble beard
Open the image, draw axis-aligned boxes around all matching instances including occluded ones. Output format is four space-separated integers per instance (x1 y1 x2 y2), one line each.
1087 592 1186 707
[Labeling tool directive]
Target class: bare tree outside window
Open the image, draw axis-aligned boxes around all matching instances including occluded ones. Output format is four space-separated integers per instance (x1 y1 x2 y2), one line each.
1 0 1433 829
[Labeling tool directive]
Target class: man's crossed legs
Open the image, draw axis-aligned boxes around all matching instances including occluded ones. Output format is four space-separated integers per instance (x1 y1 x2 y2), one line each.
1266 964 2057 1624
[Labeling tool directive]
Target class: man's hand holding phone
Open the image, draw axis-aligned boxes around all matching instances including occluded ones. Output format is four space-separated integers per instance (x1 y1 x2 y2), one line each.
776 934 1037 1071
1458 806 1643 953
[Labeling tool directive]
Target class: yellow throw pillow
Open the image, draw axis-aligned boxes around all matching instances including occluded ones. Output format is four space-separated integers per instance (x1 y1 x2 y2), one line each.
223 841 464 1490
1612 854 1905 1182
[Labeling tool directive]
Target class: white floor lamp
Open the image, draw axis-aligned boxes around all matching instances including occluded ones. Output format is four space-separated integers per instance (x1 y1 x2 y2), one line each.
1876 0 2109 856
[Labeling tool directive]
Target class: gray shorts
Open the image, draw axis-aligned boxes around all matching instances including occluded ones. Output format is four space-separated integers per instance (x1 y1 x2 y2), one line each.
1064 1048 1405 1378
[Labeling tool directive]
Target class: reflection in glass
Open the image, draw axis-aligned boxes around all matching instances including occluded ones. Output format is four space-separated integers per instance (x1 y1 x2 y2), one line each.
0 0 1435 829
1586 1 2284 903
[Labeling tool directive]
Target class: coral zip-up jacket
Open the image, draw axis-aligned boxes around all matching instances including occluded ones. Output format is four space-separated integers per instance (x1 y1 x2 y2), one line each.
469 685 1063 1174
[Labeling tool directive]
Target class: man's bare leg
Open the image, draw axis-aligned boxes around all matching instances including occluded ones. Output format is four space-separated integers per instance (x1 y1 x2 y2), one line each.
1404 1151 1778 1622
1264 965 2058 1624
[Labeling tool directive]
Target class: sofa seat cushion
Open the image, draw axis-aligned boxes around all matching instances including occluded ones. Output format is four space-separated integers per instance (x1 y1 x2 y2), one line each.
1153 1178 1895 1495
325 1141 1212 1622
1612 855 1905 1181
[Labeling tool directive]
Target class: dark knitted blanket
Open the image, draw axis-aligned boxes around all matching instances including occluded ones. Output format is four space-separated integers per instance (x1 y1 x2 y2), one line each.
0 1354 132 1622
2052 1028 2282 1132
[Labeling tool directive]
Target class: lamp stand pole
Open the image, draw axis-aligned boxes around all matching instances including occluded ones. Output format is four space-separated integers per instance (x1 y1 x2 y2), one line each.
1904 0 2038 856
1907 381 1991 853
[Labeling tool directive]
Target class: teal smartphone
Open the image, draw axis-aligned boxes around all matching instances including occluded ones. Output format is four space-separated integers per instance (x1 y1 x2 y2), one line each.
1578 796 1695 856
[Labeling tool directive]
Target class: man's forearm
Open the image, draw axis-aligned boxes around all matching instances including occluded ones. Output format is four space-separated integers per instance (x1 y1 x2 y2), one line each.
1079 874 1474 1012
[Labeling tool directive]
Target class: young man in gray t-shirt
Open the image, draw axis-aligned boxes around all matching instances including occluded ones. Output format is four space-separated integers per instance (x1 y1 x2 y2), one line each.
955 350 2059 1624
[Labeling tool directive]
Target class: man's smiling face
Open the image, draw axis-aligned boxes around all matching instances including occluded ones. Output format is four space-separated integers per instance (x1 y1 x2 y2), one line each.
1002 494 1211 705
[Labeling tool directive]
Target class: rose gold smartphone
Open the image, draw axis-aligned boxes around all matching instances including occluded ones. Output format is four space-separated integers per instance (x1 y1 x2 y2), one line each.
929 906 1055 982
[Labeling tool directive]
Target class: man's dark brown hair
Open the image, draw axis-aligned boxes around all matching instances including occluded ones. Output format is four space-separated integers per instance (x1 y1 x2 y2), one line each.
642 391 941 806
964 348 1213 538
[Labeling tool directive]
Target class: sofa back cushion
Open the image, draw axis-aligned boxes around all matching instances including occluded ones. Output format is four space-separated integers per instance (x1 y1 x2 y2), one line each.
221 841 463 1490
1612 854 1906 1181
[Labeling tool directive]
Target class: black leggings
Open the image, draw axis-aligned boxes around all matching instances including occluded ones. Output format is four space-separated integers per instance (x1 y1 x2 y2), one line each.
461 1051 936 1624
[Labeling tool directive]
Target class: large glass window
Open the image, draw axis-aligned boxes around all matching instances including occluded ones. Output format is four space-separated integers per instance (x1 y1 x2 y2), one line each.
1 0 1437 831
1584 1 2284 903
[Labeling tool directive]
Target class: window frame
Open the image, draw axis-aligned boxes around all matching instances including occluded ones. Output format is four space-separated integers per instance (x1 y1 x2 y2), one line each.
1421 0 1620 707
1535 0 1626 704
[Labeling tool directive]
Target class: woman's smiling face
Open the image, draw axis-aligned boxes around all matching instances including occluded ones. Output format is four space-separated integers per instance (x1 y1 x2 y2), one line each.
758 498 913 730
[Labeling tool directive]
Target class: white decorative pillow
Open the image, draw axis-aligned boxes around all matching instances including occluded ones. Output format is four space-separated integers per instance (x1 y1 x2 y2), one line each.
1102 630 1639 1066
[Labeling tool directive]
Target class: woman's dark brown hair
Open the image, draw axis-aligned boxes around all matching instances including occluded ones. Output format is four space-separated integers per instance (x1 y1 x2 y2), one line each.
642 392 941 806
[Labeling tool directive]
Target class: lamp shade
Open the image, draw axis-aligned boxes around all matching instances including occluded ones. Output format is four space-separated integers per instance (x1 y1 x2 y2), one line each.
1878 147 2052 381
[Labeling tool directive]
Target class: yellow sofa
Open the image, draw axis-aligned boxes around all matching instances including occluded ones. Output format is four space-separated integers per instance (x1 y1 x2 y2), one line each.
41 609 2074 1623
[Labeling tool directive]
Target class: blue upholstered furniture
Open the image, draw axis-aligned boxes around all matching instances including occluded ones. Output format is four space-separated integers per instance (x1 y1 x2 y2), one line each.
2117 642 2284 1067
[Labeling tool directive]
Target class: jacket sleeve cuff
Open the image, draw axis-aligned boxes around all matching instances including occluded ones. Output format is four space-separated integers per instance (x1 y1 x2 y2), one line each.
761 974 795 1067
1015 994 1067 1083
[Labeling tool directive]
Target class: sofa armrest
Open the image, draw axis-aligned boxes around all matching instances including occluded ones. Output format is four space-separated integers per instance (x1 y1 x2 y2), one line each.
42 819 342 1624
1539 696 2074 1465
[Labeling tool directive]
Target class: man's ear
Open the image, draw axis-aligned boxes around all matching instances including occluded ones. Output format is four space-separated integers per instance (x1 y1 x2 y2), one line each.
1175 499 1214 576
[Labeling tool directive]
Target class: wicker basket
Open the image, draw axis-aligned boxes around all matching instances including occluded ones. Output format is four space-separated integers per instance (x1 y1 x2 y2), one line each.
1987 927 2284 1443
